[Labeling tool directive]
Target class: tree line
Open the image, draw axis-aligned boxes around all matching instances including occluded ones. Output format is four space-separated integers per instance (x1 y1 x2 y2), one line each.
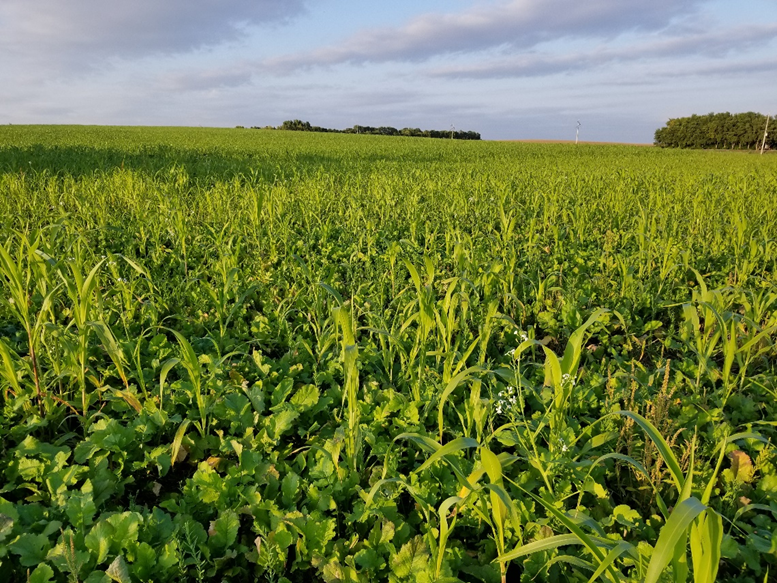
654 112 774 150
247 119 481 140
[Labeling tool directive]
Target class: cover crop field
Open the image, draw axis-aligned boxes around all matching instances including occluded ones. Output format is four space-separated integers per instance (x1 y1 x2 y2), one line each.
1 126 776 583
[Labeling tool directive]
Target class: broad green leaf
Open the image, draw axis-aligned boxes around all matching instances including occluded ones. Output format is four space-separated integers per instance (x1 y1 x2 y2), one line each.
437 366 482 441
65 489 96 529
354 548 383 571
403 259 422 293
690 510 723 583
271 377 295 408
297 514 336 559
169 329 200 384
82 258 107 305
500 533 584 561
106 512 141 550
560 308 608 375
391 536 429 579
332 305 355 347
170 418 190 467
29 564 55 583
117 253 152 280
131 542 156 581
318 282 344 305
88 320 128 386
157 540 180 571
644 497 707 583
414 436 479 474
394 432 440 453
9 533 51 567
722 318 737 385
290 384 320 410
85 520 115 564
0 513 13 544
587 540 632 583
0 339 22 394
210 510 240 550
480 446 503 485
542 346 562 391
679 437 695 504
112 389 142 414
437 494 463 578
364 478 404 506
281 472 300 506
266 405 300 440
158 357 180 406
273 528 294 549
459 563 503 583
106 555 131 583
483 484 521 537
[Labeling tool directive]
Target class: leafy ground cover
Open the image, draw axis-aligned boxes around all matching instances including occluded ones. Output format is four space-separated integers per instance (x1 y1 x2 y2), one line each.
1 125 776 582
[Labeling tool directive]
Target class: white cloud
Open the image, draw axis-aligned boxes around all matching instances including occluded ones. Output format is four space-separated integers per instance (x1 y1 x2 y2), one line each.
427 24 777 78
0 1 306 65
263 0 701 70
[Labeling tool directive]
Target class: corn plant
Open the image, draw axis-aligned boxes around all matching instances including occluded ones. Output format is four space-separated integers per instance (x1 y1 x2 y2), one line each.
1 126 776 583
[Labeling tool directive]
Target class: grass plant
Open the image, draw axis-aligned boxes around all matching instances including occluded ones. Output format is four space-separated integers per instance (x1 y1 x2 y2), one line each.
0 125 776 582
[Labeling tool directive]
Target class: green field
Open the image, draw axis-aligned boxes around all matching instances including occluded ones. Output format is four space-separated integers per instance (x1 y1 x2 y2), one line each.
1 126 776 582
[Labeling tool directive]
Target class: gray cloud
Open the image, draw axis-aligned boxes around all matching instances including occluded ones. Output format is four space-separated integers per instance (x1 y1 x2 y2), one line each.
658 57 777 78
264 0 701 70
162 68 255 92
0 1 306 63
428 24 777 78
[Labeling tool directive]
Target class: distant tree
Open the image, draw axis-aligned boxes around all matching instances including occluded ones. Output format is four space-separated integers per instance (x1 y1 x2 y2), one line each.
280 120 312 131
268 120 481 140
654 112 773 150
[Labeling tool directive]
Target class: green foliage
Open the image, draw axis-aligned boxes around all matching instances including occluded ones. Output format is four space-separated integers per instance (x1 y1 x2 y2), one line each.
655 111 775 149
272 119 481 140
0 126 776 582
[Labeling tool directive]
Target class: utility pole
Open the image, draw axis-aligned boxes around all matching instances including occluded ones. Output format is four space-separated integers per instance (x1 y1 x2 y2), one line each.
575 120 581 145
761 115 770 155
450 124 455 139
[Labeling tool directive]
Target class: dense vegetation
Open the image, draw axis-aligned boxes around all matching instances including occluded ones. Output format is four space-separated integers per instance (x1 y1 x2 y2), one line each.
1 125 776 583
654 112 774 150
252 119 481 140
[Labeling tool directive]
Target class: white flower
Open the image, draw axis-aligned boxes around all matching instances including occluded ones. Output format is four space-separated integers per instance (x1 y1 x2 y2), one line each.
494 385 521 417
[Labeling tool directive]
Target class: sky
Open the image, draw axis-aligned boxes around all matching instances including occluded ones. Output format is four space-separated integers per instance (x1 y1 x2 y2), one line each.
1 0 775 142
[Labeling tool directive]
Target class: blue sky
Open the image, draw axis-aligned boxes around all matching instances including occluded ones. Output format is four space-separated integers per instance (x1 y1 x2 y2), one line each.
1 0 775 142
